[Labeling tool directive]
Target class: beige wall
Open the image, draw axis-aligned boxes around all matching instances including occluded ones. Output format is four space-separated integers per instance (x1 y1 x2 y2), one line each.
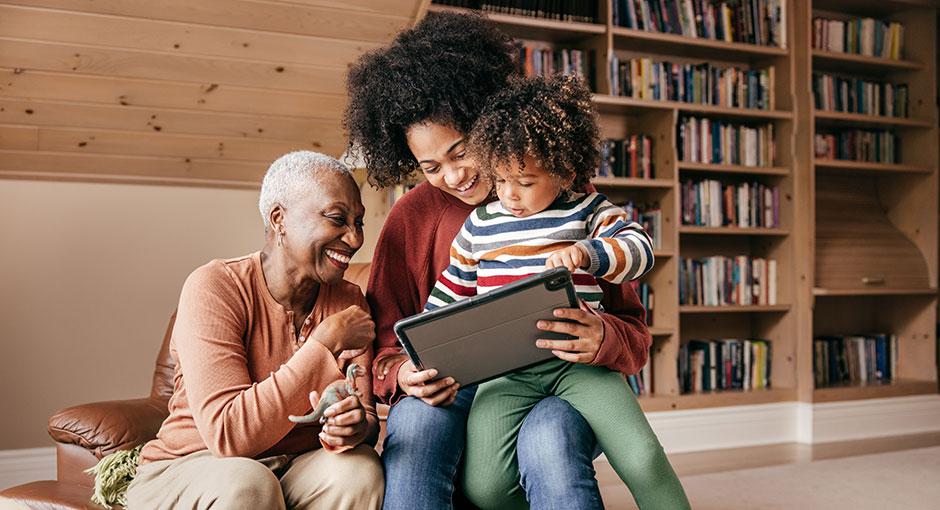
0 179 262 449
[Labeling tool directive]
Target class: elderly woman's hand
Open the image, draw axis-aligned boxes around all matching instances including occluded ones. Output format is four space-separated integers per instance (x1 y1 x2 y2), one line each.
318 393 375 449
534 300 604 364
312 305 375 357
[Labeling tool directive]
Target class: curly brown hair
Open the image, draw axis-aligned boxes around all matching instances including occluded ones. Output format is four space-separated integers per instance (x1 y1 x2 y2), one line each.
343 12 519 188
468 73 600 190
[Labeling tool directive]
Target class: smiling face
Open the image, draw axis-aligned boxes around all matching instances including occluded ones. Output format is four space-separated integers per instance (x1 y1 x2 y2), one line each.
493 155 571 218
273 174 365 284
405 122 491 206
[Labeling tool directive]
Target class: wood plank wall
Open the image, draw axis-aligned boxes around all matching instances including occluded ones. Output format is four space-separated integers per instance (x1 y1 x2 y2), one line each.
0 0 426 187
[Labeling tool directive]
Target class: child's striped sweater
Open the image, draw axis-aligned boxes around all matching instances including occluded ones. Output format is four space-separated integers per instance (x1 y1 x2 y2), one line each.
425 192 655 312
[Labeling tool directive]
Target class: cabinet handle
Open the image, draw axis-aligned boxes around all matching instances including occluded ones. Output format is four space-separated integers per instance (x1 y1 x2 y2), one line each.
861 276 886 286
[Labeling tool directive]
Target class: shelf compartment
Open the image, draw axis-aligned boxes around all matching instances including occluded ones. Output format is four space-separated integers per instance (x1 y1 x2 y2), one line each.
813 287 937 297
591 177 674 189
811 49 924 73
612 26 788 59
679 226 789 236
426 4 605 43
678 162 789 176
593 95 793 120
814 159 933 175
815 174 931 289
679 304 790 313
813 379 937 403
814 110 934 129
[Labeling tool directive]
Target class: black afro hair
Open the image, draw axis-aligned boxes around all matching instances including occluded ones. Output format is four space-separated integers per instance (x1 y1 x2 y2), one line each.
343 11 520 188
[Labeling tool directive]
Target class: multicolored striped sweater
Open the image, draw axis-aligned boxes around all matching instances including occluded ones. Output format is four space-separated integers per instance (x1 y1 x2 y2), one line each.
425 192 655 312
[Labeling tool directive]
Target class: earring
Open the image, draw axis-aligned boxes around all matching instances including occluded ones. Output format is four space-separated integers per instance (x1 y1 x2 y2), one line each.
277 230 283 247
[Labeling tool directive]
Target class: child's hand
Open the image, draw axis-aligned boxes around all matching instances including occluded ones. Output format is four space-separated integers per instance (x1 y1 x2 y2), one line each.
545 244 589 272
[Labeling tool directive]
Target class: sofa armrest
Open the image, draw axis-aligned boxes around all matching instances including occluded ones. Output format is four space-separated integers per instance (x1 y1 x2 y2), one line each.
48 397 169 459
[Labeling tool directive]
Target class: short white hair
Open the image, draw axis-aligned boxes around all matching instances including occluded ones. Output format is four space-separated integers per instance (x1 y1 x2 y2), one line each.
259 151 352 229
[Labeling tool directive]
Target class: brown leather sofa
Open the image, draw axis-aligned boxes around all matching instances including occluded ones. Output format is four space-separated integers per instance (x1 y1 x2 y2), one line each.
0 263 378 510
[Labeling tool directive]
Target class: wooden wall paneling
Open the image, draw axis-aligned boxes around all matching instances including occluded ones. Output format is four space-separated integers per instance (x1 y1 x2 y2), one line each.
0 98 345 143
0 38 345 95
0 0 412 42
0 150 265 183
0 124 39 150
31 127 324 162
0 68 347 119
0 5 379 68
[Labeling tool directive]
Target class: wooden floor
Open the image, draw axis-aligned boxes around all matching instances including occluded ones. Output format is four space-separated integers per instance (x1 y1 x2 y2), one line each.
595 432 940 506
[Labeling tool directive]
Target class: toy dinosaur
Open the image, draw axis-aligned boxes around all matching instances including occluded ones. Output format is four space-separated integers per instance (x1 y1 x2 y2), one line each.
288 363 364 424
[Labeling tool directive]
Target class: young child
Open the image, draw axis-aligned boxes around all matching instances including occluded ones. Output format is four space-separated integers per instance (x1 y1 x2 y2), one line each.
425 74 689 509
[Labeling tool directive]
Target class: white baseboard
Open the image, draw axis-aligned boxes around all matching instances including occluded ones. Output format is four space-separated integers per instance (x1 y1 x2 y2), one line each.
647 403 799 454
0 447 55 491
810 395 940 444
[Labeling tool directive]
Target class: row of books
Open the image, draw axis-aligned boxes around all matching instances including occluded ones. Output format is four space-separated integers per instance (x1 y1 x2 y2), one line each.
609 57 774 111
814 129 898 164
619 200 663 250
677 117 775 167
680 339 772 393
812 17 904 60
680 256 777 307
431 0 599 23
598 135 655 179
517 43 596 90
814 334 898 388
631 281 655 326
680 179 779 228
613 0 787 48
627 355 652 396
812 73 909 118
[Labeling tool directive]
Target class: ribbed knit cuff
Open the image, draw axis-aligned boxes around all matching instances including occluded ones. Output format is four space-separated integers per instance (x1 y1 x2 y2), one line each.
578 239 602 276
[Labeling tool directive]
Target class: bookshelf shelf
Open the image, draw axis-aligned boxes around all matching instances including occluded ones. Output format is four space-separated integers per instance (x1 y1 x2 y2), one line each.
679 226 790 236
593 95 793 120
813 380 938 403
679 305 791 314
649 327 674 337
637 395 679 412
814 159 933 174
812 287 938 297
426 4 605 43
674 387 797 410
813 110 934 129
592 177 674 189
677 162 790 176
653 250 674 259
611 26 789 59
811 49 924 73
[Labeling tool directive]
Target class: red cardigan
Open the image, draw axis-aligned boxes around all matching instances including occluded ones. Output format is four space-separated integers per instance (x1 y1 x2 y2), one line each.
366 181 651 405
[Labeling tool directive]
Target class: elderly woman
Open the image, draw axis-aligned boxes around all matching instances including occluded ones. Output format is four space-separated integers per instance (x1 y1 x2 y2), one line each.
125 151 384 509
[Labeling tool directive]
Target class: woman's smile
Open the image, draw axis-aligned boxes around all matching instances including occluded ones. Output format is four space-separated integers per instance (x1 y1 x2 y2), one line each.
324 247 352 270
454 174 479 196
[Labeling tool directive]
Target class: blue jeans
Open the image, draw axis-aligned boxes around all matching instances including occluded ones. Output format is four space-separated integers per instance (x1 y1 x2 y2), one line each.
381 389 602 510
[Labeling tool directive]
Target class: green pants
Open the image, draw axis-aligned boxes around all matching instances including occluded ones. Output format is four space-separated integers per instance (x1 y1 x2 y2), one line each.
462 359 690 510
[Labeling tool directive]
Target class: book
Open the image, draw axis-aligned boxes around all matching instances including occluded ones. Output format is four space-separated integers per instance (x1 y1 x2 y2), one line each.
680 256 778 306
813 16 904 59
680 338 772 393
433 0 599 23
814 333 898 387
517 42 596 91
681 178 780 228
814 129 899 164
598 135 655 178
678 116 775 167
813 73 909 118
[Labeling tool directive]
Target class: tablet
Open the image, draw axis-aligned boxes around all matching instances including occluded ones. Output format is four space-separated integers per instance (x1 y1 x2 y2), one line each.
393 267 579 387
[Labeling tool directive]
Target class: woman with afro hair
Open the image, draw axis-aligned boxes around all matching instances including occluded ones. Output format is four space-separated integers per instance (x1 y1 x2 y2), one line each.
345 11 682 510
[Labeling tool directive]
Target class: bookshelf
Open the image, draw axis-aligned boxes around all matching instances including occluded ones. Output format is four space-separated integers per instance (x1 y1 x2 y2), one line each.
420 0 938 412
795 0 938 404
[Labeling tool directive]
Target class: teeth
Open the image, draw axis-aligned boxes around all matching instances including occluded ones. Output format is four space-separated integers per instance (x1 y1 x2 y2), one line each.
457 175 477 192
325 249 350 264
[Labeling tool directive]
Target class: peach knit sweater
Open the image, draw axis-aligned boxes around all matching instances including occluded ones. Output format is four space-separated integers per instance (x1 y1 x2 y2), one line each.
140 252 373 464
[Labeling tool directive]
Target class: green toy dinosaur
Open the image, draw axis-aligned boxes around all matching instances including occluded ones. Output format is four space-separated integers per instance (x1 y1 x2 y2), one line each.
289 363 364 425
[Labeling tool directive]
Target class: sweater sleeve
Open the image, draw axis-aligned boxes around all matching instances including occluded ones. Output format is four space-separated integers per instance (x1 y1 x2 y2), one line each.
366 204 420 406
578 195 655 284
173 263 344 458
424 219 478 311
589 278 652 376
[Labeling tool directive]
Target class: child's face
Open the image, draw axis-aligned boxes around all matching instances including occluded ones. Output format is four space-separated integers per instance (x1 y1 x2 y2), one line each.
493 155 569 218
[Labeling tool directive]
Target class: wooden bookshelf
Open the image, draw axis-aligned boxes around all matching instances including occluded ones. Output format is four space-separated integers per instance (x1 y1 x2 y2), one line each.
814 159 933 174
415 0 938 412
796 0 939 405
678 162 790 176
